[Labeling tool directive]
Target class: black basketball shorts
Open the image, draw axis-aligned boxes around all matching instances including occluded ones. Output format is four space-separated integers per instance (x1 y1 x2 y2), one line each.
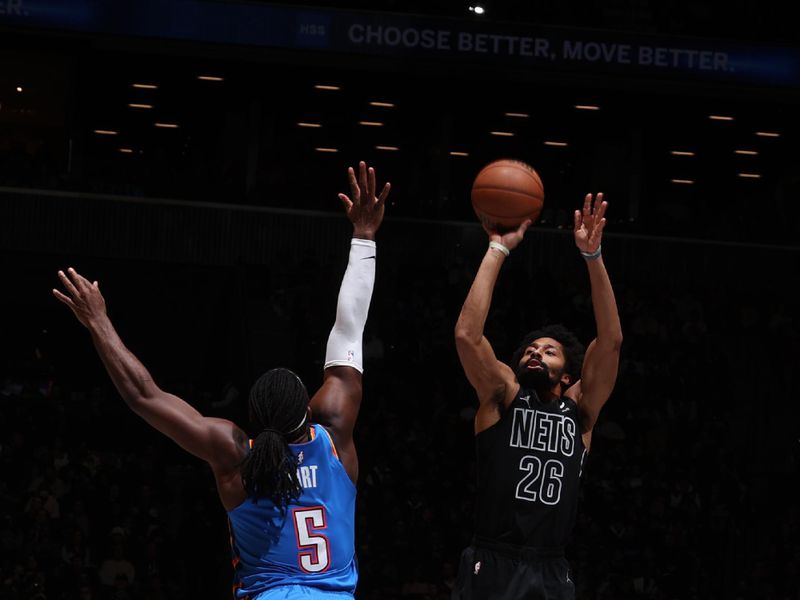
452 543 575 600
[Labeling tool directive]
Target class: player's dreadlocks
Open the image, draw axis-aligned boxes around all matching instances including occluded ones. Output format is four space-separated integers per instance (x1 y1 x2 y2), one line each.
241 368 309 508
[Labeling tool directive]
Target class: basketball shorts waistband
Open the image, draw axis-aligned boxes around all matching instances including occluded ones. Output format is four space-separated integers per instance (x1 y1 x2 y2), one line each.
471 536 565 560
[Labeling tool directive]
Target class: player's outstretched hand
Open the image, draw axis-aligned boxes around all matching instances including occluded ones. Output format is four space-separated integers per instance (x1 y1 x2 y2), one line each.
339 161 391 239
483 219 532 253
574 193 607 254
52 268 108 328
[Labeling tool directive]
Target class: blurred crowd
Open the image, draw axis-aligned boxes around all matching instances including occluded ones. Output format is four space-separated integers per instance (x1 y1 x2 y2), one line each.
1 241 798 600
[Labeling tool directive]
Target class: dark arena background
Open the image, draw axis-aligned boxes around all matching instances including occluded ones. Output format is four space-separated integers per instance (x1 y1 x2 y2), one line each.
1 1 799 599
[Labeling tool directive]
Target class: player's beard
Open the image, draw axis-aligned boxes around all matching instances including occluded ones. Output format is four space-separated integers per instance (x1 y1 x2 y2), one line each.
516 360 556 390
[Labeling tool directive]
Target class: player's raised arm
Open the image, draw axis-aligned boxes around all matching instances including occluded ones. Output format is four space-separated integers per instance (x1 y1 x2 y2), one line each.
52 268 246 474
570 194 623 434
454 219 530 428
309 161 389 482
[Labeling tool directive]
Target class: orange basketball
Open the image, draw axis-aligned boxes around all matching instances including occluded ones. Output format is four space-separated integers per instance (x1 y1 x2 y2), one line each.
471 159 544 231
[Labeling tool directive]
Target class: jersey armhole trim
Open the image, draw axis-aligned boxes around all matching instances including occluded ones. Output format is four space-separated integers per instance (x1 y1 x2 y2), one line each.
317 425 340 459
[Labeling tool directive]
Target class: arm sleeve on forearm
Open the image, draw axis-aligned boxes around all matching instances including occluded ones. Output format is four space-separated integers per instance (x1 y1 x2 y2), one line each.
324 238 376 373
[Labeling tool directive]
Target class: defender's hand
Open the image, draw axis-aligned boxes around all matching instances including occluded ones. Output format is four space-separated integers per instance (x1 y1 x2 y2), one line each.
53 268 107 328
339 161 391 239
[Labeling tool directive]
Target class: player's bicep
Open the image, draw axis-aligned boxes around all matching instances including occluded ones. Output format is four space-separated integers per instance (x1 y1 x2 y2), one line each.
577 339 621 432
309 366 361 439
130 391 244 468
455 334 514 404
309 367 361 483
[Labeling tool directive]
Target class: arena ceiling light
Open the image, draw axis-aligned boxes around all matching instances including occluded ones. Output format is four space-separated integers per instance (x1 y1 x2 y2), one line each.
128 103 153 109
315 147 338 153
197 75 224 81
468 5 486 15
15 86 22 92
119 148 134 154
449 151 469 156
369 101 395 108
490 131 514 136
94 130 119 135
359 121 384 126
375 145 399 151
315 84 340 91
670 150 695 156
132 83 158 89
544 141 568 146
671 179 694 184
738 172 762 178
297 122 322 128
755 131 780 137
735 149 758 155
709 115 734 121
154 122 179 128
504 112 529 118
574 105 600 110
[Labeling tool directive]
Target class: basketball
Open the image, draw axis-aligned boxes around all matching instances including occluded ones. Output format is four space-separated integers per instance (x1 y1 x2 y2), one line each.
471 159 544 231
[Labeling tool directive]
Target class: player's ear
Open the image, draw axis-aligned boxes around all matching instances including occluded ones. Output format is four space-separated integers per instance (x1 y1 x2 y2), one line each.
560 372 572 387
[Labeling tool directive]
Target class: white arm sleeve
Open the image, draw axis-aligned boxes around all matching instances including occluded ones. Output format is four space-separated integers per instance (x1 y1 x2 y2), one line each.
324 238 376 373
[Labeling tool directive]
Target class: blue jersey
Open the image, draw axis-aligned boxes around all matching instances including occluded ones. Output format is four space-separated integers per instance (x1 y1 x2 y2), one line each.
228 425 357 599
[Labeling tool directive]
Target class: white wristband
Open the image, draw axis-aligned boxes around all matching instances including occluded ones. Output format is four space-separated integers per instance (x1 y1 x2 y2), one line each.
489 241 510 257
580 245 602 260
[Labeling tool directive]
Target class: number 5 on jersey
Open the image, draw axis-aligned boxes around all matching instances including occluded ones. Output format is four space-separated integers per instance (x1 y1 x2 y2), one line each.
293 507 330 573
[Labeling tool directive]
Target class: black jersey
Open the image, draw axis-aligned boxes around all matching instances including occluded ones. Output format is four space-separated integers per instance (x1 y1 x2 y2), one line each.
473 388 586 549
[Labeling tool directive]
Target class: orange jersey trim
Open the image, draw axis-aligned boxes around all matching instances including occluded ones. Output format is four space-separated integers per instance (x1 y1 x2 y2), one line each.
317 425 339 459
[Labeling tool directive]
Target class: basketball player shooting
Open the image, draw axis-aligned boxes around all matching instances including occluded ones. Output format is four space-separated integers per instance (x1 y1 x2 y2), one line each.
452 193 623 599
52 161 390 600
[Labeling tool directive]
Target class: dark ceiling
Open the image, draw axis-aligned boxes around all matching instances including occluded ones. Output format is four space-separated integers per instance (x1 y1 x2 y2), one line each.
0 0 797 246
255 0 793 44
